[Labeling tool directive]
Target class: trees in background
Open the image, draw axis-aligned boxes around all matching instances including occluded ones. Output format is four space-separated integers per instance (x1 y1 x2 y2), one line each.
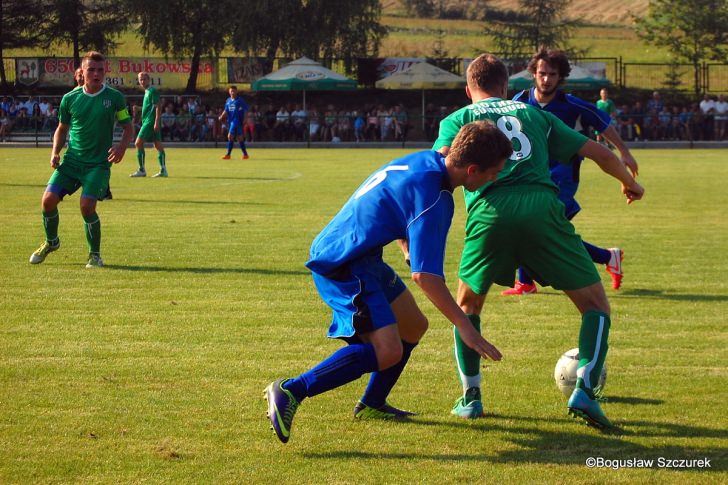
635 0 728 95
0 0 50 90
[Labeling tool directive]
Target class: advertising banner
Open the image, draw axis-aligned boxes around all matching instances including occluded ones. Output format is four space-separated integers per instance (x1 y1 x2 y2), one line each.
17 57 216 89
227 57 267 84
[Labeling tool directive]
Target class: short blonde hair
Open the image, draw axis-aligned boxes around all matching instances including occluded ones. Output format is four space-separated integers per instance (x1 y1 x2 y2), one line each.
449 120 512 169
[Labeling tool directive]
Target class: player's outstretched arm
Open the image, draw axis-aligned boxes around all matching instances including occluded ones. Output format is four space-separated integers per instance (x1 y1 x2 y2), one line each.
412 272 502 361
50 123 70 168
601 124 639 177
579 139 644 204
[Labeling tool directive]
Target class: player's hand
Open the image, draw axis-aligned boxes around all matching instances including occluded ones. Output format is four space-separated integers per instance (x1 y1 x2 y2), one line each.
154 121 160 132
622 180 644 204
457 321 502 361
50 153 60 168
621 153 639 177
107 145 126 164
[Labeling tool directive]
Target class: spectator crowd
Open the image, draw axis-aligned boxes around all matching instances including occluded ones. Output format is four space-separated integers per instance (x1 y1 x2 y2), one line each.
2 91 728 143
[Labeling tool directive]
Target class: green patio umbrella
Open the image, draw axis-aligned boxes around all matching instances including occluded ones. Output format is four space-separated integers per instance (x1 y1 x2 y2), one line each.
508 65 609 91
251 57 357 110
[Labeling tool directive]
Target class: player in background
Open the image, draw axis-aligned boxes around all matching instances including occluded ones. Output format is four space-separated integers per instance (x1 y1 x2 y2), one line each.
29 51 134 268
219 85 249 160
130 71 168 178
501 48 639 295
595 87 617 145
264 121 512 444
434 53 644 430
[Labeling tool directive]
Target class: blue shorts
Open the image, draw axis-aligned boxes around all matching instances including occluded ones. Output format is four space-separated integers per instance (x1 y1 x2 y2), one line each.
228 122 242 136
312 255 407 340
551 163 581 219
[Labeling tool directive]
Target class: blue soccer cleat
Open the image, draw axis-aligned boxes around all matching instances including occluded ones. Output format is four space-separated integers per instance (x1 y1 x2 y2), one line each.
264 378 300 444
567 387 617 431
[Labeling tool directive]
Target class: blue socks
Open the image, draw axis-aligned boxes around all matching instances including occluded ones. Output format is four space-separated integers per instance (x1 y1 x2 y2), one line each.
226 141 233 155
283 343 379 402
239 141 248 156
360 340 417 408
583 241 610 265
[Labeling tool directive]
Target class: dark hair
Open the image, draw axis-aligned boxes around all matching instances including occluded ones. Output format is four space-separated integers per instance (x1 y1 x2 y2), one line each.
527 47 571 84
229 85 238 90
467 54 509 93
449 120 513 169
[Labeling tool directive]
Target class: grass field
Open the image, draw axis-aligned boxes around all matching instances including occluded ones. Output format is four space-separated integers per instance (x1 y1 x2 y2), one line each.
1 147 727 483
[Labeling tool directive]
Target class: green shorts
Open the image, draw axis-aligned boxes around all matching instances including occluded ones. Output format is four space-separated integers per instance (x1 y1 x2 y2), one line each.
459 185 600 294
47 156 111 200
137 123 161 142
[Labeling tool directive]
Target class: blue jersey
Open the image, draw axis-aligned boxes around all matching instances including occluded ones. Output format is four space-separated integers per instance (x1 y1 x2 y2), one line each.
513 88 611 217
307 150 454 278
225 96 248 125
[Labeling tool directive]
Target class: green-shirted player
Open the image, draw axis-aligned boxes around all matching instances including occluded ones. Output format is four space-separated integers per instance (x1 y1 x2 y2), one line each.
130 71 167 178
596 87 617 144
433 54 644 431
29 51 134 268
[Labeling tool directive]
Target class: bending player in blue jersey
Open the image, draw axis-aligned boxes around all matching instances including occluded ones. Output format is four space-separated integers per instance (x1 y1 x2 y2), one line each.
264 121 513 443
219 85 249 160
502 48 639 295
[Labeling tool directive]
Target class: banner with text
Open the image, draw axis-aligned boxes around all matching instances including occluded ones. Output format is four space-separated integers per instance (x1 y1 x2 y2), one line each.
17 57 216 89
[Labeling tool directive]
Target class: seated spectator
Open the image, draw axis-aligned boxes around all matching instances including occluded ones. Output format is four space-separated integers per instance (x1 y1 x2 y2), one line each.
244 108 256 142
678 106 693 140
689 103 704 141
175 105 192 141
254 107 266 141
378 105 393 141
714 94 728 140
38 98 50 117
353 110 365 142
336 110 351 142
274 106 291 141
657 106 672 140
699 94 715 140
617 104 634 141
190 105 208 142
45 104 58 132
629 101 645 140
392 104 409 141
291 104 307 141
321 106 336 142
15 107 29 131
206 107 220 141
0 108 9 141
263 104 277 140
30 102 43 131
160 104 176 141
365 110 379 141
308 107 321 141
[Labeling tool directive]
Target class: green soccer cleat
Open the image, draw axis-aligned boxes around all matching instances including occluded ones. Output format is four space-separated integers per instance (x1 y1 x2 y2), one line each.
29 240 60 264
567 387 617 431
353 401 416 420
264 378 300 444
85 253 104 269
451 387 485 419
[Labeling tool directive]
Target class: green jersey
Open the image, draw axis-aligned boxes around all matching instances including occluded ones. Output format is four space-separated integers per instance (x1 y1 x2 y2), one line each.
141 86 160 127
59 85 131 166
596 98 616 117
433 98 588 211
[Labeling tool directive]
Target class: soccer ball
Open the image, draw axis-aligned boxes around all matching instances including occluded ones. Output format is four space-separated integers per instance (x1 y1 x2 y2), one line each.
554 347 607 397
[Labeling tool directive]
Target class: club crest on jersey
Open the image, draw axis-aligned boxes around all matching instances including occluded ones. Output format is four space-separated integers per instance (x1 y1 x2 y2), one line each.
103 99 112 108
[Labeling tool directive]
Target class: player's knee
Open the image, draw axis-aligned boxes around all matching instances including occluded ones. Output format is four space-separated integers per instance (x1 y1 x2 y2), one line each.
41 192 59 212
134 139 144 149
374 339 404 370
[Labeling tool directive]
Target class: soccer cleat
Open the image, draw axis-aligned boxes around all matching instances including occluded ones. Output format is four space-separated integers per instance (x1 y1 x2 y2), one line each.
353 401 417 420
242 154 249 160
567 387 616 431
29 240 60 264
264 378 300 444
152 171 168 178
221 154 231 160
606 248 624 290
85 253 104 269
501 281 537 296
129 170 146 177
451 387 485 419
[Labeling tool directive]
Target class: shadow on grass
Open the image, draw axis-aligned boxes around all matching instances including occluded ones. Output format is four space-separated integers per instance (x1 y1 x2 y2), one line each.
303 414 728 470
106 264 309 276
612 289 728 302
172 175 299 181
605 396 664 405
119 198 266 206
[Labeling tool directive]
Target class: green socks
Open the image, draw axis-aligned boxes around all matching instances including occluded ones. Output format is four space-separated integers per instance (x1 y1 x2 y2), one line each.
42 209 59 244
158 150 166 171
454 314 482 394
83 213 101 254
137 148 145 171
576 310 611 398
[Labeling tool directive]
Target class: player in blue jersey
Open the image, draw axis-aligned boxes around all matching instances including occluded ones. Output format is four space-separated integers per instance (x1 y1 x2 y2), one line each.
502 48 639 295
218 85 249 160
264 121 513 443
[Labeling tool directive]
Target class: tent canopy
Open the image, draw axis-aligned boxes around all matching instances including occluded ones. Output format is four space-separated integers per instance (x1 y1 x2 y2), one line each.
508 65 609 91
375 62 465 90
